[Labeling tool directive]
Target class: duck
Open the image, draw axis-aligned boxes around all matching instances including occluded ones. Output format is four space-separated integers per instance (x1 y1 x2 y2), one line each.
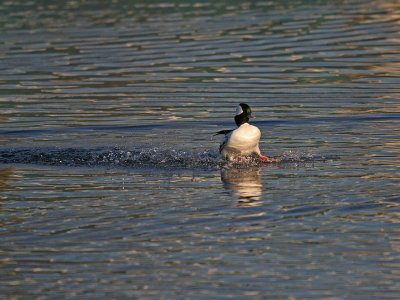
216 103 277 162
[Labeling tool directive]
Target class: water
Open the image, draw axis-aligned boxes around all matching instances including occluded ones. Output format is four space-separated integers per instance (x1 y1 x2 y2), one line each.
1 0 400 298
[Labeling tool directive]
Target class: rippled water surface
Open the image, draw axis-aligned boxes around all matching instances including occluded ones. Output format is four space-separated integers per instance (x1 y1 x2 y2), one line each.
1 0 400 298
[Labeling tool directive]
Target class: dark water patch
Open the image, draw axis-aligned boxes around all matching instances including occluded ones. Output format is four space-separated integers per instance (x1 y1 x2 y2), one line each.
0 124 169 136
1 114 398 137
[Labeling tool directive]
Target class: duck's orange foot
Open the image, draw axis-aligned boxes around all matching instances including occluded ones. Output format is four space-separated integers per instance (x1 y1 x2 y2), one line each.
259 154 283 163
259 154 272 162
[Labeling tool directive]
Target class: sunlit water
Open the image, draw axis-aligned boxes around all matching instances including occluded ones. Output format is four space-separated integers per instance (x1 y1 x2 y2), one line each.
1 0 400 298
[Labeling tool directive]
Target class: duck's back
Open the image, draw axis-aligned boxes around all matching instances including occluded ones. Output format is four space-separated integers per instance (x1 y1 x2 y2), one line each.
220 123 261 159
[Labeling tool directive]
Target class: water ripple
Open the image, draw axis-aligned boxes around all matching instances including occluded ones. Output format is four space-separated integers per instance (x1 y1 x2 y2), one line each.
1 0 400 132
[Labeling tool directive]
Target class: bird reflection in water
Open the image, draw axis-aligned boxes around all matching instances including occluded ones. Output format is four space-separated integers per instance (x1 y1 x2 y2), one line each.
221 166 263 207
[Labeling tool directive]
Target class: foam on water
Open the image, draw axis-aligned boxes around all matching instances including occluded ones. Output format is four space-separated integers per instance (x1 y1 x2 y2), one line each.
0 147 220 170
0 147 338 170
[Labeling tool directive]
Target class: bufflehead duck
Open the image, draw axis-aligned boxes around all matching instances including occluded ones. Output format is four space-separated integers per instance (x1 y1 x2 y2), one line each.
217 103 276 162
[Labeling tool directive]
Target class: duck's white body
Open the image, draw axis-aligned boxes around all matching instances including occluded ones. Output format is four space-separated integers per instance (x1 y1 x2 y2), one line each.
220 123 262 160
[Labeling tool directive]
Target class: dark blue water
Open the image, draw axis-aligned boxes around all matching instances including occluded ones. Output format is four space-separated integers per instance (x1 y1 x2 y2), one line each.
1 0 400 298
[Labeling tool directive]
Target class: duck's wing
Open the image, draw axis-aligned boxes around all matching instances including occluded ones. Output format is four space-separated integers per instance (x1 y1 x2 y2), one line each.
213 129 234 136
218 130 233 153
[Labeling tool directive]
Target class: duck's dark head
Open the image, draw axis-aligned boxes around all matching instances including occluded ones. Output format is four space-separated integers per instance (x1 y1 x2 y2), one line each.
234 103 252 126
